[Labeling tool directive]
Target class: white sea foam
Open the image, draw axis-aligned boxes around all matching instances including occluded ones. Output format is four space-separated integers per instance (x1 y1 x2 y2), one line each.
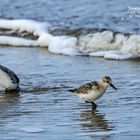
89 51 134 60
0 19 80 55
48 36 80 55
79 32 140 59
0 36 38 46
0 19 48 35
0 18 140 60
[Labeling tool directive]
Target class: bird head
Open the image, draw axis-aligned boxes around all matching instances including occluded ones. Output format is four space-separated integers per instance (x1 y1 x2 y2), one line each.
102 76 117 90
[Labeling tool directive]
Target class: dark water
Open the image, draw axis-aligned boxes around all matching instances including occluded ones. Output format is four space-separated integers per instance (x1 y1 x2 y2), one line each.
0 47 140 139
0 0 140 33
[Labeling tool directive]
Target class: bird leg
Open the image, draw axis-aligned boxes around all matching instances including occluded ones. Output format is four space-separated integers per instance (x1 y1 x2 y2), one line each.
92 102 97 111
85 101 97 111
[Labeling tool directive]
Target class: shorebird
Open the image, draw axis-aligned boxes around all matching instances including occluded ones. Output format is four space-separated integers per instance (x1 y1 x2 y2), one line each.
0 65 20 93
69 76 117 110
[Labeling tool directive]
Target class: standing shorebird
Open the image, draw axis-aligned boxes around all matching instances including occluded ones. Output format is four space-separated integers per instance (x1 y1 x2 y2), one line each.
0 65 20 93
69 76 117 110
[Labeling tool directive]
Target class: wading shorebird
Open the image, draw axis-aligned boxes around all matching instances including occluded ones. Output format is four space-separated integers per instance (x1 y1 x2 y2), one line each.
0 65 20 93
69 76 117 110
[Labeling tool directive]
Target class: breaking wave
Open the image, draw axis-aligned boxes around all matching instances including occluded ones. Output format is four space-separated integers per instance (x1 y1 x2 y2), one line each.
0 18 140 60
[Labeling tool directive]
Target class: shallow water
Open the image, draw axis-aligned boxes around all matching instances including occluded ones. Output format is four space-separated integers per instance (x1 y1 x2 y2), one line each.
0 0 140 139
0 47 140 139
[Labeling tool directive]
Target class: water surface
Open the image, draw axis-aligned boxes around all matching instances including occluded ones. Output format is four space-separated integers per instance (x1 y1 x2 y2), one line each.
0 0 140 33
0 47 140 139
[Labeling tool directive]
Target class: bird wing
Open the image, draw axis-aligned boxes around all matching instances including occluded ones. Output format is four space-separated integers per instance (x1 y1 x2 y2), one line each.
0 65 19 83
71 81 98 94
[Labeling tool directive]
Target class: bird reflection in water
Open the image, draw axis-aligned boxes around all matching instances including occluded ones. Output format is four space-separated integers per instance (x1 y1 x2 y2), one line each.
1 90 20 101
0 90 20 115
79 109 114 132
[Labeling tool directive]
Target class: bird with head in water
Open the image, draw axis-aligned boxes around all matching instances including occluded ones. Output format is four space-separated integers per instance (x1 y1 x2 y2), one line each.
69 76 117 110
0 65 20 93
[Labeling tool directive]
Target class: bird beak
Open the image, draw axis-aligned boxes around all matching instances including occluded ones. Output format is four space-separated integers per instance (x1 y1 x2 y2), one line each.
109 83 117 90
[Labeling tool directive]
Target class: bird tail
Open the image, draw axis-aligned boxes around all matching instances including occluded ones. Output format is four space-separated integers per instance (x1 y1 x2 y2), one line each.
69 89 76 92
